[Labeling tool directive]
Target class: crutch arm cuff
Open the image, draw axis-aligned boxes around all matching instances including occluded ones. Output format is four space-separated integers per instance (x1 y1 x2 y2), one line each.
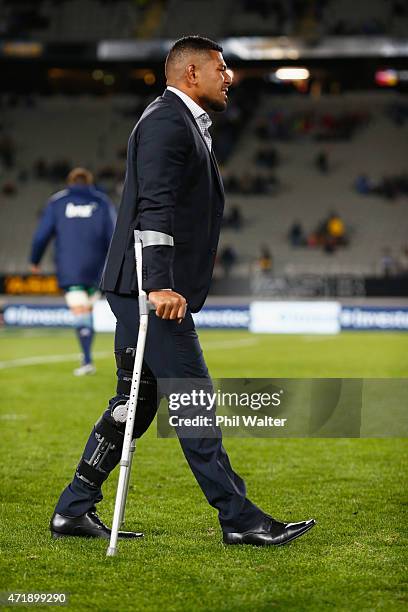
135 230 174 248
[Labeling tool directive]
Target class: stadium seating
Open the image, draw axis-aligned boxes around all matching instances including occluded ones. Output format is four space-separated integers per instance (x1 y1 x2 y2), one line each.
1 0 146 42
3 0 407 42
158 0 233 40
0 91 407 277
218 92 408 276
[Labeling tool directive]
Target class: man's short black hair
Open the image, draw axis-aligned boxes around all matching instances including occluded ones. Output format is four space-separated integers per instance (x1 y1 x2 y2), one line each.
165 35 223 74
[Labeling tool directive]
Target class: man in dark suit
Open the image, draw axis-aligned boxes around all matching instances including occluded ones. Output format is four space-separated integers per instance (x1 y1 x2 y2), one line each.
51 36 315 546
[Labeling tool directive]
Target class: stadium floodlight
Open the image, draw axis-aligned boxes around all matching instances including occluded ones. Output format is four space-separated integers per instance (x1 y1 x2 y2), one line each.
106 230 167 556
275 67 310 81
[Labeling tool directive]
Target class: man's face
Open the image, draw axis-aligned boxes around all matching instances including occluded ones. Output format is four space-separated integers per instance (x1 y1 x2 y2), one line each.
196 51 232 112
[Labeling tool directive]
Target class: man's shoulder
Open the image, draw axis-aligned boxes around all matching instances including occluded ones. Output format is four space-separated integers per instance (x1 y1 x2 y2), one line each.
88 186 112 206
142 93 182 118
135 94 190 135
48 188 69 204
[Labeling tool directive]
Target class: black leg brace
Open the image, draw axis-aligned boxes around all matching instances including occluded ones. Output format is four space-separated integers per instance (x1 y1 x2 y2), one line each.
114 347 158 438
76 348 158 488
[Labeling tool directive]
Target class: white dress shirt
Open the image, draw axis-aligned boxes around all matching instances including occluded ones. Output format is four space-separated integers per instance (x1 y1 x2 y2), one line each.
166 85 212 151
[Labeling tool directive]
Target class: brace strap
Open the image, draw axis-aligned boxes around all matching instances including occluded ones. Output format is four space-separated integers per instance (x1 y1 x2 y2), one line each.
76 417 124 487
115 347 135 371
76 461 105 488
95 416 124 447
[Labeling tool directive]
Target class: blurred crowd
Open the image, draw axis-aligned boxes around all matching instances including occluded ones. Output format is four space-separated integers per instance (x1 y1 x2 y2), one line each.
288 211 348 254
379 246 408 277
222 171 279 196
2 0 406 41
255 109 370 142
355 173 408 201
1 88 406 281
0 86 258 198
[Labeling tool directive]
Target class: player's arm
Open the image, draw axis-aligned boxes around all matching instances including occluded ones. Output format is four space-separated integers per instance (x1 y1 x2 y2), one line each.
135 111 189 320
29 201 56 271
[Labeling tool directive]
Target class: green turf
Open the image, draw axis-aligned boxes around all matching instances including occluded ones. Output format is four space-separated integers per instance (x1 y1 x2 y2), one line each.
0 329 407 611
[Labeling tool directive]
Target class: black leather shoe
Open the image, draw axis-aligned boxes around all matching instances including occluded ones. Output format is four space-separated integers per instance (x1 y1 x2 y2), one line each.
223 515 316 546
50 511 143 540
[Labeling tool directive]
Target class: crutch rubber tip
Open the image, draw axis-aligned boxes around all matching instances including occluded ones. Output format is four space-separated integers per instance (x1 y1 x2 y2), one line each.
106 547 117 556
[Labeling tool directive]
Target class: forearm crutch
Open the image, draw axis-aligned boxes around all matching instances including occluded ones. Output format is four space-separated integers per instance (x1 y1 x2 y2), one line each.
107 229 173 556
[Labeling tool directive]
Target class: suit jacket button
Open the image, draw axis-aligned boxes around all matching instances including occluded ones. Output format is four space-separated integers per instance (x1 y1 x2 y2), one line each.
211 248 216 255
216 211 222 217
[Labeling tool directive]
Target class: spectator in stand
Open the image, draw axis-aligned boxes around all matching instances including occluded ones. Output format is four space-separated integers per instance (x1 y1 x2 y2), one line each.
380 176 398 201
398 246 408 275
257 245 273 275
307 212 348 253
323 211 347 253
219 245 237 278
0 134 16 169
229 205 243 230
327 212 346 244
2 180 17 196
355 172 408 200
221 171 239 193
379 248 398 277
223 205 243 230
288 221 306 247
255 147 279 169
355 173 372 195
222 169 279 196
29 167 116 376
256 109 368 143
34 158 48 179
315 150 329 174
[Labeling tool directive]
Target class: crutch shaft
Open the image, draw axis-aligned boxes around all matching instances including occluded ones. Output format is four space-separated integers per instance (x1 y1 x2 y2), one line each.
119 440 136 526
106 313 148 556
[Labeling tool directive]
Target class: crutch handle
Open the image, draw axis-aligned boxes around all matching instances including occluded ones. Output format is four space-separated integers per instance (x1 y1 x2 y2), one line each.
138 297 156 315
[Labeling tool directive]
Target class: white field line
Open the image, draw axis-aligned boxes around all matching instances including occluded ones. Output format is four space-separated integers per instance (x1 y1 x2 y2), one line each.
0 338 258 370
301 335 339 342
0 351 112 369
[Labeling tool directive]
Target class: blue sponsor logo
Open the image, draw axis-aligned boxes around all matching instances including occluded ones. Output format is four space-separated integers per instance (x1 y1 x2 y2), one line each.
341 307 408 331
3 304 250 330
5 303 407 332
3 305 74 327
193 306 250 329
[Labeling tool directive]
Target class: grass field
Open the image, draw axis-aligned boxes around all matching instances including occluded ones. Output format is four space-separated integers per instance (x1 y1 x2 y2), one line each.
0 329 407 611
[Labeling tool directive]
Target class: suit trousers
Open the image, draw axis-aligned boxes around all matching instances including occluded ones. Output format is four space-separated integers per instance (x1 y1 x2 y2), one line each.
55 292 264 532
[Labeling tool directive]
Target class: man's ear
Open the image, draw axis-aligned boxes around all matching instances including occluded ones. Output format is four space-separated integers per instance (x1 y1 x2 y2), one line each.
185 63 198 85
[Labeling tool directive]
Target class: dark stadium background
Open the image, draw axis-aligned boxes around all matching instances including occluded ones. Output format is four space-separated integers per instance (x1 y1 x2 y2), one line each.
0 2 407 611
1 0 408 313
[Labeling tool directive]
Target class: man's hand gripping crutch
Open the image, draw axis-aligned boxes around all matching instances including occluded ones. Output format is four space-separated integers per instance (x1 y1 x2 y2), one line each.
107 230 187 556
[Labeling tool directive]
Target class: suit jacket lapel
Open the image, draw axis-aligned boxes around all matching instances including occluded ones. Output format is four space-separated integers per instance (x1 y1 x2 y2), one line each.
163 90 225 197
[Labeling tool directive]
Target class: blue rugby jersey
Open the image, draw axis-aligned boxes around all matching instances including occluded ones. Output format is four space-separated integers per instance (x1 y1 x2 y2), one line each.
30 185 116 288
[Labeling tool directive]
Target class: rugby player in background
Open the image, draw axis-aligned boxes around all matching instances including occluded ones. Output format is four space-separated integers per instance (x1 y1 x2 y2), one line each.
30 167 116 375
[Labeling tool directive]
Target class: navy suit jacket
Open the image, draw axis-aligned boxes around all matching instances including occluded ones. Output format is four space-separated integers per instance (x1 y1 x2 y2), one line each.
100 89 225 313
